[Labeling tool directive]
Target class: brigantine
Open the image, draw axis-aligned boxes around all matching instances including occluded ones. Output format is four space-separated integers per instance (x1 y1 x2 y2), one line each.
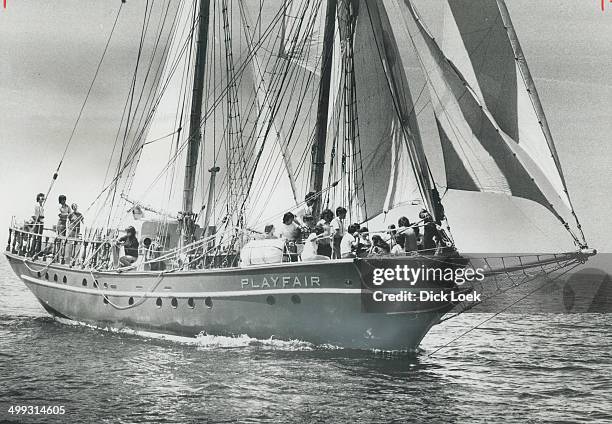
5 0 595 351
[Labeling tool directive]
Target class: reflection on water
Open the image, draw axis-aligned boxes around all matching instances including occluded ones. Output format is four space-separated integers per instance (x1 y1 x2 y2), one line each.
1 257 611 423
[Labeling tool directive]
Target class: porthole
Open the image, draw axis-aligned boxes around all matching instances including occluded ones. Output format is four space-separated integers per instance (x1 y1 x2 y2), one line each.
37 272 41 278
128 297 134 306
266 295 276 305
187 298 195 309
156 298 162 308
171 298 178 308
291 295 301 304
53 274 58 282
204 297 213 309
82 278 87 287
103 297 109 305
103 282 108 289
45 272 49 280
62 276 67 284
93 280 99 288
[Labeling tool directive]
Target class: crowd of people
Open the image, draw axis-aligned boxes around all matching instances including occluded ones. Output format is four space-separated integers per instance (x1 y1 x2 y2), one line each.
262 192 446 261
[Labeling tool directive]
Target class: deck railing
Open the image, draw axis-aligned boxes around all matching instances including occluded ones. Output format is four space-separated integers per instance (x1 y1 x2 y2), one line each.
6 221 447 273
6 226 113 269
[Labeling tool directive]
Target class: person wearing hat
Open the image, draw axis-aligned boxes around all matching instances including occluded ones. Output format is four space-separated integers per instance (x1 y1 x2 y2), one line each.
114 226 139 268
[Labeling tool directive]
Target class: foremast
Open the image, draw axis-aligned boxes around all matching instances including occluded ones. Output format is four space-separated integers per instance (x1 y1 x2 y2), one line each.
181 0 211 243
309 0 338 219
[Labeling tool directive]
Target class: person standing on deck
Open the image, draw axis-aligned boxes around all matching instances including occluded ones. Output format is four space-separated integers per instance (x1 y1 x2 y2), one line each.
30 193 45 256
330 206 347 259
65 203 83 264
278 212 300 262
56 195 70 236
68 203 83 237
315 208 334 257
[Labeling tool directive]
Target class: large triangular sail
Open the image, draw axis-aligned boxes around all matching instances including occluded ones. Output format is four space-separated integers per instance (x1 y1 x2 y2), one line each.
388 0 586 245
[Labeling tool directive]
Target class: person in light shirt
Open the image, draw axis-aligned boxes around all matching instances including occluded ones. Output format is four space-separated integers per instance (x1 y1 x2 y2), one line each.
30 192 45 256
330 206 347 259
278 212 300 262
340 223 360 259
301 225 330 261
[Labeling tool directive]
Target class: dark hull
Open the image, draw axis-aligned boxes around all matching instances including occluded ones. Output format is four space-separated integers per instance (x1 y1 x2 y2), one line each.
5 252 465 351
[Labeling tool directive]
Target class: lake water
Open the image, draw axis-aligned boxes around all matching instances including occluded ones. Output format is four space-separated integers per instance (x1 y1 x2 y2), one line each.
1 256 611 423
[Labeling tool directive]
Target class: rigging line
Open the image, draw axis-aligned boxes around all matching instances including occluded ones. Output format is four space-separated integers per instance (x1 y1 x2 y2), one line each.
122 1 176 157
108 0 152 227
45 2 124 204
106 2 195 223
113 0 164 212
117 1 184 212
97 1 292 221
441 256 577 321
222 0 320 212
428 262 580 357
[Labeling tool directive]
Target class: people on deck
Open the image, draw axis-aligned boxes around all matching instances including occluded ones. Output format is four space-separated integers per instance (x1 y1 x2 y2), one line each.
278 212 300 262
57 195 70 236
340 223 360 259
330 206 347 259
114 226 139 268
68 203 83 237
316 208 334 257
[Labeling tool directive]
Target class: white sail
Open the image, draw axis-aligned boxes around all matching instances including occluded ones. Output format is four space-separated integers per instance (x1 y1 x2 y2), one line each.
325 0 426 222
441 0 572 212
390 0 581 240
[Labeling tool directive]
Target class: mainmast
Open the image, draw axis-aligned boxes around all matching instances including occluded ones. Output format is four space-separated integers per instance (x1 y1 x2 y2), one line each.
182 0 211 237
309 0 337 218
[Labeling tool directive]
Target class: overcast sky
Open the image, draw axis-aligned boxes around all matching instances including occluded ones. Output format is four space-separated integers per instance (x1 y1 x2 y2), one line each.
0 0 611 254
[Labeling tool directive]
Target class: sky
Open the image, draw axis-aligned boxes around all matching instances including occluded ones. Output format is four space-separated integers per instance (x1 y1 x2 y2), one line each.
0 0 611 255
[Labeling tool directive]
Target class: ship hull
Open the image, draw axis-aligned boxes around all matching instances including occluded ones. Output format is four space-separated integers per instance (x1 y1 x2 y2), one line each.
4 252 465 351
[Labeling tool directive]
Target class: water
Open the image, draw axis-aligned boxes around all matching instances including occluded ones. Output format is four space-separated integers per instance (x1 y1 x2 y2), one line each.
1 257 611 423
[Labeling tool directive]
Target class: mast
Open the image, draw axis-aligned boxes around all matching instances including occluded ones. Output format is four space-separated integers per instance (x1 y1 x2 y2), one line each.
309 0 337 218
182 0 211 218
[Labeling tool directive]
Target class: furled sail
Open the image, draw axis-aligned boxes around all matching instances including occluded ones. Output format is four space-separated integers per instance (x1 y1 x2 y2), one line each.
390 0 583 243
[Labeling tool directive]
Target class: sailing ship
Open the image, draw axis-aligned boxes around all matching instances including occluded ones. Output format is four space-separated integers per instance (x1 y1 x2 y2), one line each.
4 0 595 351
